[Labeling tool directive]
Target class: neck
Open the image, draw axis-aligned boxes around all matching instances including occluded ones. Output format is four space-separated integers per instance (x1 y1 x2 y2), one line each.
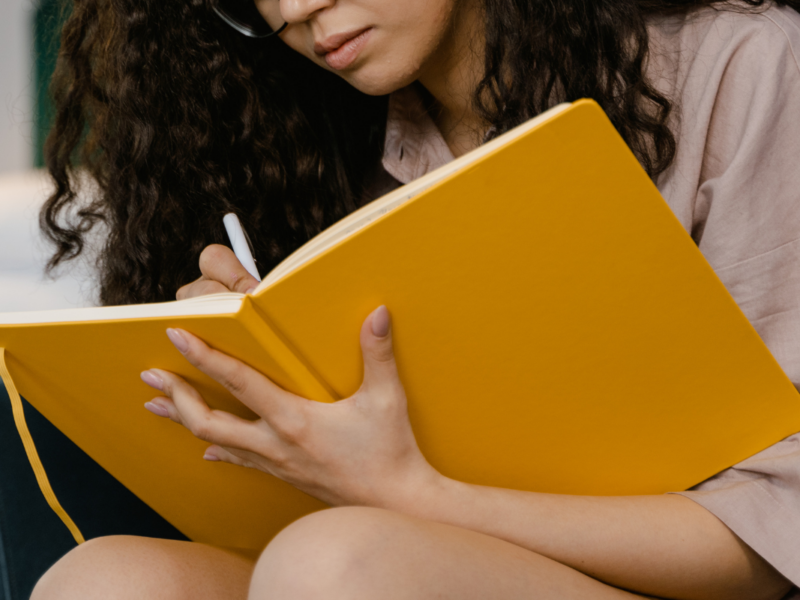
416 0 486 158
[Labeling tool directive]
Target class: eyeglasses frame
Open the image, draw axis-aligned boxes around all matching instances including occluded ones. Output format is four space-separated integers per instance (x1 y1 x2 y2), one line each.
213 0 288 39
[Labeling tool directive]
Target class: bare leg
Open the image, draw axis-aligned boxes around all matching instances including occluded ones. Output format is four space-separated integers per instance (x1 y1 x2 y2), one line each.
250 507 651 600
32 509 655 600
31 536 255 600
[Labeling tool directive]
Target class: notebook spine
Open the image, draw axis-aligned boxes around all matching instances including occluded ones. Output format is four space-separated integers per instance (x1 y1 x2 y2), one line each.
239 297 340 403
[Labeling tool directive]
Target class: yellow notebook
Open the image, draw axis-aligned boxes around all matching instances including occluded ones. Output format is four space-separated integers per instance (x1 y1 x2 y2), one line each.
1 100 799 551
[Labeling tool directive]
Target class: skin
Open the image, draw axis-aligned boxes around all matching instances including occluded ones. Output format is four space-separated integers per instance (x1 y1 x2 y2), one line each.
32 0 794 599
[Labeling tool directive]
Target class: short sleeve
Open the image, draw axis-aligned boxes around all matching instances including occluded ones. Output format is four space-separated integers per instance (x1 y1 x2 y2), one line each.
689 9 800 387
655 6 800 587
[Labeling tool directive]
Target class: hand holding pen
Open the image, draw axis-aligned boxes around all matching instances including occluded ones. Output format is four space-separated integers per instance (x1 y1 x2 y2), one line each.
176 213 261 300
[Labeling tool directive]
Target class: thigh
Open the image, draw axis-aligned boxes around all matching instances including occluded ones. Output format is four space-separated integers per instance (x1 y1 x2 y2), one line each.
251 507 650 600
31 535 256 600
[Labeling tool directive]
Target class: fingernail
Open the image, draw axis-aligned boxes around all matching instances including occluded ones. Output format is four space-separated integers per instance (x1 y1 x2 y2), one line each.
144 400 170 418
371 305 390 337
203 451 220 461
245 287 257 295
167 328 189 353
140 370 164 391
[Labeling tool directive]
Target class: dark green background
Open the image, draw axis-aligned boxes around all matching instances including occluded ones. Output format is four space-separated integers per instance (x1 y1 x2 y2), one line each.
33 0 67 168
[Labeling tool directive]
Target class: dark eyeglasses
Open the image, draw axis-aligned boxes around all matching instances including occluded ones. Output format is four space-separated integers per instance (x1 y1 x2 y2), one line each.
213 0 287 39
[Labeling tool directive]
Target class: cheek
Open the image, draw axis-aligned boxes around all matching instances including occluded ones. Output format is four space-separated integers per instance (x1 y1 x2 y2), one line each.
352 1 456 90
279 31 317 65
254 0 283 30
342 51 428 96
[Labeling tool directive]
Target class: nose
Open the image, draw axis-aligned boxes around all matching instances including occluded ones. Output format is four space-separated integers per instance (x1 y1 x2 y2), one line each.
280 0 335 24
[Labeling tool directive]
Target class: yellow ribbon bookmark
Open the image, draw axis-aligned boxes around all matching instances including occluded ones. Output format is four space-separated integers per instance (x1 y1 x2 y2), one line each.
0 348 85 545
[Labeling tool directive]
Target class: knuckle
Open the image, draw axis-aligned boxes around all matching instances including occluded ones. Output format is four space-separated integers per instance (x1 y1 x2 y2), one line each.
267 448 289 470
373 349 395 365
178 342 199 363
189 416 215 442
192 425 213 442
198 244 228 273
231 273 256 293
181 339 211 365
221 364 250 396
273 410 309 445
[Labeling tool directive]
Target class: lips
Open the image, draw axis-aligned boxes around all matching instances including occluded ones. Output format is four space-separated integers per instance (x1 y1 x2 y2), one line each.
314 27 372 70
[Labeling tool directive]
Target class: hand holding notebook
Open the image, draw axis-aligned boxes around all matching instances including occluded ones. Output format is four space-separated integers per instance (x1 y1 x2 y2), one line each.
142 305 436 509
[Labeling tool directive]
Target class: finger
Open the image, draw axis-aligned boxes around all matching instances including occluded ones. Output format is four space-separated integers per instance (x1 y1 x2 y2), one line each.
176 278 230 300
164 328 303 428
204 445 269 472
176 274 205 300
198 244 260 294
359 305 401 394
141 368 264 451
203 445 247 466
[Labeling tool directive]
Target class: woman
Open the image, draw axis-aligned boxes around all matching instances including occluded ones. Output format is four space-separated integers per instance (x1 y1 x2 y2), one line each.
31 0 800 598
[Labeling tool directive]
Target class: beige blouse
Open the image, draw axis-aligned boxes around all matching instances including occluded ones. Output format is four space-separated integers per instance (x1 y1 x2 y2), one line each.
379 3 800 591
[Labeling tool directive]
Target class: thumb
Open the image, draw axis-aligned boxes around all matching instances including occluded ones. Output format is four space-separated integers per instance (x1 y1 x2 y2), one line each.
359 305 399 391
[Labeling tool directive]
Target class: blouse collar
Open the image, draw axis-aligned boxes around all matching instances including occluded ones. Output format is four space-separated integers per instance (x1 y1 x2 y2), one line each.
381 84 456 185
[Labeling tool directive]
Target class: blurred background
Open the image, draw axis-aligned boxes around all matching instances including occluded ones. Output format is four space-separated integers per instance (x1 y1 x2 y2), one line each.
1 0 63 177
0 10 187 600
0 0 92 313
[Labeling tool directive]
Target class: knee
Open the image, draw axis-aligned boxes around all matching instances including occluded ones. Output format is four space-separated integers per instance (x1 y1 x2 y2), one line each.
32 536 130 600
31 535 184 600
249 507 410 600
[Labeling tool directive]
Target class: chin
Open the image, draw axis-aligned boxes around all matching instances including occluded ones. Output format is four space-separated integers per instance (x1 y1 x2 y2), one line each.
340 66 419 97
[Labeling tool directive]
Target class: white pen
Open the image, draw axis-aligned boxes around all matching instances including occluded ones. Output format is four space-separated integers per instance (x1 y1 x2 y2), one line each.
223 213 262 283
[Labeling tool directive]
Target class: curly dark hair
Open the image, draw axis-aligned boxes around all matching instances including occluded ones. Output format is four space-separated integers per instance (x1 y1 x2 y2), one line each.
41 0 800 306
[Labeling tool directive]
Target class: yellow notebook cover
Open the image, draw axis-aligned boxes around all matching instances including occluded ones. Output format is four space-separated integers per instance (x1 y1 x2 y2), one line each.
1 100 799 551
